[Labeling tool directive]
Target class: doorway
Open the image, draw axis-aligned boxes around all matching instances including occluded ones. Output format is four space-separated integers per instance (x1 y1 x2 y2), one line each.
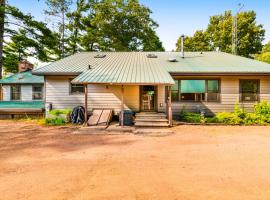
140 85 157 111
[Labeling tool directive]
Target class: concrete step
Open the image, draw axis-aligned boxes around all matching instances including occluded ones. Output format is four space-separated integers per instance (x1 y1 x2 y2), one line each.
136 112 166 116
135 118 168 122
136 113 167 118
134 121 169 127
135 116 167 120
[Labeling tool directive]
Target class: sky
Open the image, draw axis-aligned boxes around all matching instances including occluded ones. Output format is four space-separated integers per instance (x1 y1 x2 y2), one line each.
8 0 270 51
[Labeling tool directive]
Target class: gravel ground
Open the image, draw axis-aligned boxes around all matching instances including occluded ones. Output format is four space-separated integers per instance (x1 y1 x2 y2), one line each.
1 120 270 200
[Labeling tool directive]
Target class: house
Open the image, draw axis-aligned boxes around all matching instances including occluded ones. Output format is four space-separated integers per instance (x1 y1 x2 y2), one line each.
32 51 270 127
0 60 45 119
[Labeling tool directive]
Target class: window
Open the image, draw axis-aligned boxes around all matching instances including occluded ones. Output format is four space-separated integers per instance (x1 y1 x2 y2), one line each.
171 80 179 101
240 80 259 102
207 80 220 102
70 81 84 94
171 79 220 102
32 85 43 100
11 85 21 100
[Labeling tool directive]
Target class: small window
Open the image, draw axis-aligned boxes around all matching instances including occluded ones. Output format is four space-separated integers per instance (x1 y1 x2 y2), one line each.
11 85 21 100
240 80 259 102
70 82 84 94
33 85 43 100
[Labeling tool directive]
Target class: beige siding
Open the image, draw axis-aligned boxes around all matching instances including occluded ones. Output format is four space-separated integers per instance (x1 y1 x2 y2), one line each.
171 76 270 116
87 84 139 114
45 75 270 116
46 76 139 114
157 85 166 112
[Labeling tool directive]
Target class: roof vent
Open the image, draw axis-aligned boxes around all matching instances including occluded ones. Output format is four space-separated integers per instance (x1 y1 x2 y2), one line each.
94 54 106 58
147 53 158 58
168 57 178 62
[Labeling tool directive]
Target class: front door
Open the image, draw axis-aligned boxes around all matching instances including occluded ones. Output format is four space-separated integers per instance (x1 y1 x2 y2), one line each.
140 85 157 111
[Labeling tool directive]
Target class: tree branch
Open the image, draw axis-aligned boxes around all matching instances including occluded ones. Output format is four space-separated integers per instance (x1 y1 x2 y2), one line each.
4 21 42 37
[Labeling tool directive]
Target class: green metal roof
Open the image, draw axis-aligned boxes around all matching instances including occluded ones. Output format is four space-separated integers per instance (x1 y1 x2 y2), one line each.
33 52 270 84
71 52 174 85
0 71 44 84
160 52 270 73
0 101 45 109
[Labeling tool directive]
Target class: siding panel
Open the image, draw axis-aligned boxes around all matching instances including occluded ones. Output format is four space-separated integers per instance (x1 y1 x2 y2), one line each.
46 76 139 113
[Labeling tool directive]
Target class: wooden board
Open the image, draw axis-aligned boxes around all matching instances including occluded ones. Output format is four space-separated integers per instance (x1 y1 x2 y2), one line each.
98 110 113 126
88 109 103 126
87 109 113 126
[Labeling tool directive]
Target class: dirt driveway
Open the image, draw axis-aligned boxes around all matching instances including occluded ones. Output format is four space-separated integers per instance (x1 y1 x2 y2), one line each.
1 120 270 200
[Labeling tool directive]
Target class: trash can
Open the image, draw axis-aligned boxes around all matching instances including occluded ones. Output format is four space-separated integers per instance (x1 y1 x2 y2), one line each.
119 110 134 126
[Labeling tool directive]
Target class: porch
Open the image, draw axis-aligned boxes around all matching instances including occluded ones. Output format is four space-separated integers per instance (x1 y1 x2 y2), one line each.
81 84 173 127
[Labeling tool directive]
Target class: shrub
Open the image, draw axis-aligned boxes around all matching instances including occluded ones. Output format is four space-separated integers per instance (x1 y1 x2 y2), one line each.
254 100 270 123
215 112 242 125
44 117 66 126
179 101 270 125
180 109 207 123
49 109 72 116
234 103 247 119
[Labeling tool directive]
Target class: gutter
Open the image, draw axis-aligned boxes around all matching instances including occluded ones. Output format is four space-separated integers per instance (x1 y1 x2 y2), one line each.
170 72 270 76
32 72 82 76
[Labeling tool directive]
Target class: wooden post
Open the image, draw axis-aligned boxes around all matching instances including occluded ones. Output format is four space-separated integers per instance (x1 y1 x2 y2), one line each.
168 86 173 127
84 84 88 125
121 85 124 127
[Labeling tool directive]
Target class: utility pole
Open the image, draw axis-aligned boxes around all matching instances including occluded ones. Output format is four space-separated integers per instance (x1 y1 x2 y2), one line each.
232 3 244 55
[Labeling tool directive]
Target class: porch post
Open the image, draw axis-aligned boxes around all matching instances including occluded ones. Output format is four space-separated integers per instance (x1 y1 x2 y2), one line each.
121 85 124 127
168 86 173 127
84 84 88 125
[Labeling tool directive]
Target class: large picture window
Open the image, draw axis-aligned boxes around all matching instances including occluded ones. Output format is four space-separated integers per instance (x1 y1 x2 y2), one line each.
11 85 21 100
240 80 259 102
171 79 220 102
32 85 43 100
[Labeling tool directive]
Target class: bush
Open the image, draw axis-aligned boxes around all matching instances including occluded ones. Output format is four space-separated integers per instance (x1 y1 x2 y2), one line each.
49 109 72 116
180 109 207 123
254 100 270 123
44 117 66 126
215 112 242 125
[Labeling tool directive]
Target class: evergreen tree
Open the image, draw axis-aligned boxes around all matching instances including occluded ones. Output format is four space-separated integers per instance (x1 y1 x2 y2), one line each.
0 1 56 77
44 0 73 58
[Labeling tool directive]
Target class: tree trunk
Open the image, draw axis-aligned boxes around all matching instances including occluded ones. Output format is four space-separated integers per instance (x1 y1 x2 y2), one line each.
0 0 5 79
61 10 65 58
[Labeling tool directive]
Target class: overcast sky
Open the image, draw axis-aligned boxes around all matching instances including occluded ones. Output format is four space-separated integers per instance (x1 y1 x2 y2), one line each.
9 0 270 51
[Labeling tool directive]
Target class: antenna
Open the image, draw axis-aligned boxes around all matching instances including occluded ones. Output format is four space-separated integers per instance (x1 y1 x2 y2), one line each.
232 3 244 55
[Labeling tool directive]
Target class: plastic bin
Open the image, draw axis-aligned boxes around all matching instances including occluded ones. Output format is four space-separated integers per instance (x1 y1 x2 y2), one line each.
119 110 134 126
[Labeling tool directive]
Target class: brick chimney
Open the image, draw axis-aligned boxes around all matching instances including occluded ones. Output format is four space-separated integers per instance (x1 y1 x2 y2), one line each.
18 60 34 72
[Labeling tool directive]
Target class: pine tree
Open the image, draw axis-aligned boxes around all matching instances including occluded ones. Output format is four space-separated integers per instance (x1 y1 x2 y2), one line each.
0 1 56 77
44 0 73 58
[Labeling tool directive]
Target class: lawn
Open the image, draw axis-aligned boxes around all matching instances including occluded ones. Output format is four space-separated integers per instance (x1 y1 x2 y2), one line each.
1 120 270 200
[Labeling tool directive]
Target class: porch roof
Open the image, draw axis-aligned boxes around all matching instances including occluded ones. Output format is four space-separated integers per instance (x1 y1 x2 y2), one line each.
0 71 44 84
